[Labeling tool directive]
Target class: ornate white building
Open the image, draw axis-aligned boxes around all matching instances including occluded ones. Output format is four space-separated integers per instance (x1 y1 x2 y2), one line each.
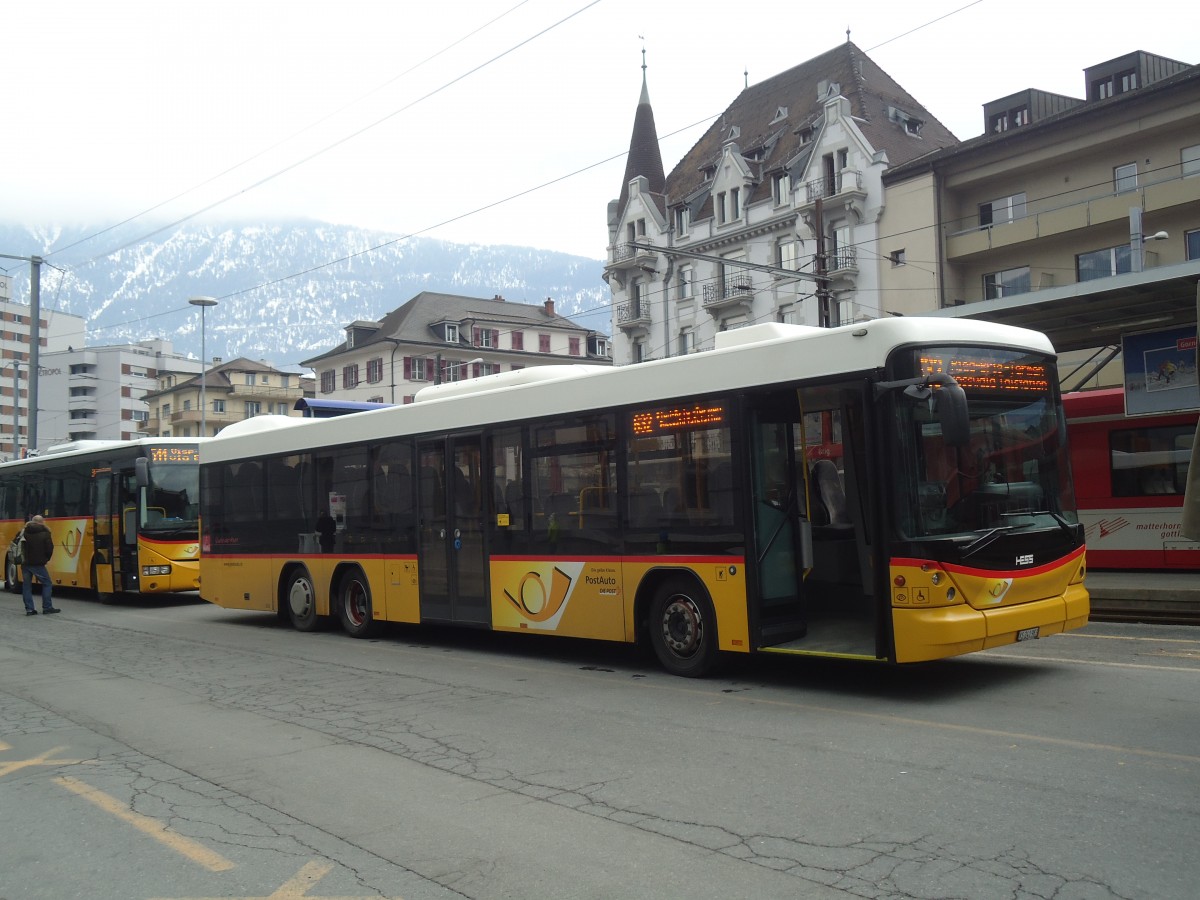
604 43 958 365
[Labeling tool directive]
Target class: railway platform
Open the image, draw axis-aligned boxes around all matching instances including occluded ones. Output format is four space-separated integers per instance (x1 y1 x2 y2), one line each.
1085 571 1200 624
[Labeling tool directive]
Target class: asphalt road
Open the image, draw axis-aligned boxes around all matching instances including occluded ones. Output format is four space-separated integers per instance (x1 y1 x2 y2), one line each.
2 589 1198 900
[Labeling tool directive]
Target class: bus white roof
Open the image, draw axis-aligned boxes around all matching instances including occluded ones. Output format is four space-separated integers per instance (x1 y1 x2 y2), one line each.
202 317 1057 465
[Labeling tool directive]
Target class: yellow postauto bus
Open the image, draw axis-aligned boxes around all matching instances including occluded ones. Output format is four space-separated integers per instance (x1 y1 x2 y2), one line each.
199 319 1088 676
1 439 201 601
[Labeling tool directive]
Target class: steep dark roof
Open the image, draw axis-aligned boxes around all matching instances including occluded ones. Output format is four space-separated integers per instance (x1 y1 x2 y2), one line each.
665 42 958 205
615 67 667 219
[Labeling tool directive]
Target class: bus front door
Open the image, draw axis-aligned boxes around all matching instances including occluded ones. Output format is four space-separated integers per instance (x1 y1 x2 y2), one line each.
748 397 809 647
417 435 489 625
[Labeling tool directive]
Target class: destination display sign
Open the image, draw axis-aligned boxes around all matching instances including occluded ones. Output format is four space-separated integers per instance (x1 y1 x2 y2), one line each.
632 404 726 436
918 355 1050 394
148 446 200 464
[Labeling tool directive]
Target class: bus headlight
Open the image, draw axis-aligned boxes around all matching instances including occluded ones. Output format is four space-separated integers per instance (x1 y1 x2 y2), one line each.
143 565 172 576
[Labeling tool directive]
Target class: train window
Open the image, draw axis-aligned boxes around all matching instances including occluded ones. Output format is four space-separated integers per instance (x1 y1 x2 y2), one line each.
1109 425 1194 496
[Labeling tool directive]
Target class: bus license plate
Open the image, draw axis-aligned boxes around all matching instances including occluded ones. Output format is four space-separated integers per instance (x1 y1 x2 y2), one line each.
1016 627 1039 642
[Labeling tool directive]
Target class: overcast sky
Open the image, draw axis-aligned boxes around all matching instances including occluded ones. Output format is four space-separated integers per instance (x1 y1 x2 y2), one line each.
2 0 1194 262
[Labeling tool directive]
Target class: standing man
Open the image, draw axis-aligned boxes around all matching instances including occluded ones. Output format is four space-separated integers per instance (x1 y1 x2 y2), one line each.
22 515 59 616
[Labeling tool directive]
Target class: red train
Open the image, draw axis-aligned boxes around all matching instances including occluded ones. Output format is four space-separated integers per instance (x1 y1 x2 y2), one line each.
1064 387 1198 570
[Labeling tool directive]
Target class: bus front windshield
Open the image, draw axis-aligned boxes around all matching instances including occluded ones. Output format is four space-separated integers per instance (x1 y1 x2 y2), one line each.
143 462 200 536
891 346 1078 540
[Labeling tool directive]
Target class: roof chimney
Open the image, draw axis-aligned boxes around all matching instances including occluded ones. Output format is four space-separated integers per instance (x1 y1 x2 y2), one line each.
544 298 555 317
494 294 505 301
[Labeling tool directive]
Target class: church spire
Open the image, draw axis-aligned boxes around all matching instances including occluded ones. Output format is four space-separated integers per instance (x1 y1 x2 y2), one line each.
616 45 666 219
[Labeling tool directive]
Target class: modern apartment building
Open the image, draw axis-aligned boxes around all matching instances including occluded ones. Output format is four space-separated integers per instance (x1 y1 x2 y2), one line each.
142 357 306 437
37 340 203 445
881 50 1200 370
604 42 959 365
302 291 611 404
0 272 87 458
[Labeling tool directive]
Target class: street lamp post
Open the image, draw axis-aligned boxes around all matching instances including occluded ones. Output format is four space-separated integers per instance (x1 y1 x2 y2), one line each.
188 297 218 437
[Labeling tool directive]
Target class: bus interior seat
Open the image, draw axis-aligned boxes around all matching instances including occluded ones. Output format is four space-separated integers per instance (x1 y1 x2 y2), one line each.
811 460 853 533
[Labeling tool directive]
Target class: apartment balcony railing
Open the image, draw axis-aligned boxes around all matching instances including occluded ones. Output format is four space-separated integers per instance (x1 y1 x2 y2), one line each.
616 298 652 330
798 170 866 209
607 241 658 270
701 273 754 310
824 246 858 274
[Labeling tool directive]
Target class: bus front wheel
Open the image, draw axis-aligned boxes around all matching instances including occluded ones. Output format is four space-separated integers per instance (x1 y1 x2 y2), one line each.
286 569 321 632
5 554 20 594
337 570 379 639
648 577 719 678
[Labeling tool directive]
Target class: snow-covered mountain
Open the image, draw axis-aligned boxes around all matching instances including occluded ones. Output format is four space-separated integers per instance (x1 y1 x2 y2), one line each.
0 220 611 365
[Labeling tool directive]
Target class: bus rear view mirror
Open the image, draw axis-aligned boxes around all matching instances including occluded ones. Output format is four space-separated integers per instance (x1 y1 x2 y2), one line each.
935 382 970 447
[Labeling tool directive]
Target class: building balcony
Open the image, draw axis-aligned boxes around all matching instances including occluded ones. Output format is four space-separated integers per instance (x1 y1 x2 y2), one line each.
616 298 652 332
797 170 867 214
944 165 1200 261
825 246 858 275
606 241 658 271
702 273 755 312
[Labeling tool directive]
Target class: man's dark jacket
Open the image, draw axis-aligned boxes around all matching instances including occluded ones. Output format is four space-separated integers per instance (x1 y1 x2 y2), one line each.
22 521 55 567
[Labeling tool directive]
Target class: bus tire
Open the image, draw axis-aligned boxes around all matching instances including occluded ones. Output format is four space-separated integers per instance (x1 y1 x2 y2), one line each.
337 569 379 639
5 554 20 594
285 568 321 632
648 576 719 678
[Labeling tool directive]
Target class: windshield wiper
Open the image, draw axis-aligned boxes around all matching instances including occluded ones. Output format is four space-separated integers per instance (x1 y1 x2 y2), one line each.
960 525 1021 559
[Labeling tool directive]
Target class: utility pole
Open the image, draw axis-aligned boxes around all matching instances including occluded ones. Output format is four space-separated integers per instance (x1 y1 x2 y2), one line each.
814 197 832 327
0 253 43 453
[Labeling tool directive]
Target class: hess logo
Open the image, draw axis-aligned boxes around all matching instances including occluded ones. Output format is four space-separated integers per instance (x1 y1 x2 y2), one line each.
1015 554 1034 566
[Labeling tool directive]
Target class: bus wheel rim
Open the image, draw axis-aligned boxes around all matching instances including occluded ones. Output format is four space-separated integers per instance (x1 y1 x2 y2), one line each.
345 583 366 626
661 596 702 657
289 579 313 616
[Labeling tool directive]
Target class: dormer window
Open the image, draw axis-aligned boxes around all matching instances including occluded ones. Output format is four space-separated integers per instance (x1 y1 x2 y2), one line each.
445 323 459 344
726 124 741 141
770 106 788 124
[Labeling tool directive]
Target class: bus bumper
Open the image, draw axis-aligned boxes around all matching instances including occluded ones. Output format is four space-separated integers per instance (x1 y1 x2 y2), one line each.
892 584 1090 663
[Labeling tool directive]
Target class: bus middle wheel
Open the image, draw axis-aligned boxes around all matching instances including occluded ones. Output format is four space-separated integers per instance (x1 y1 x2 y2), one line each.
338 570 378 639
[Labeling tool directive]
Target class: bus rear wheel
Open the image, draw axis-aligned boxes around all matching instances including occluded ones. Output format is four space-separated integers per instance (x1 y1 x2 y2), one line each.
286 569 321 632
337 570 378 639
648 577 719 678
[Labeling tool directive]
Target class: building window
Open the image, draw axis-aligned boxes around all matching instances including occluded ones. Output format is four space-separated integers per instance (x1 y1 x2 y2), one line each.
1118 69 1138 93
983 267 1031 300
539 334 551 353
1182 144 1200 177
678 330 693 355
183 399 191 411
366 357 383 383
511 331 524 351
320 370 335 393
593 338 609 357
889 249 906 266
161 403 170 417
778 240 798 271
716 191 727 224
677 266 693 300
244 401 261 418
772 172 791 206
1094 77 1114 100
445 324 459 344
674 206 689 235
979 192 1027 227
633 340 646 363
568 337 581 356
213 399 225 413
406 357 429 381
1186 230 1200 261
479 363 499 377
1077 245 1133 282
473 327 497 348
1114 163 1138 193
730 187 740 220
342 364 360 389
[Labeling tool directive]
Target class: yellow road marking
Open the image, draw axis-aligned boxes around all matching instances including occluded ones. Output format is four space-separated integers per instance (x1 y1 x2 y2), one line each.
54 775 235 873
148 859 406 899
0 746 87 778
